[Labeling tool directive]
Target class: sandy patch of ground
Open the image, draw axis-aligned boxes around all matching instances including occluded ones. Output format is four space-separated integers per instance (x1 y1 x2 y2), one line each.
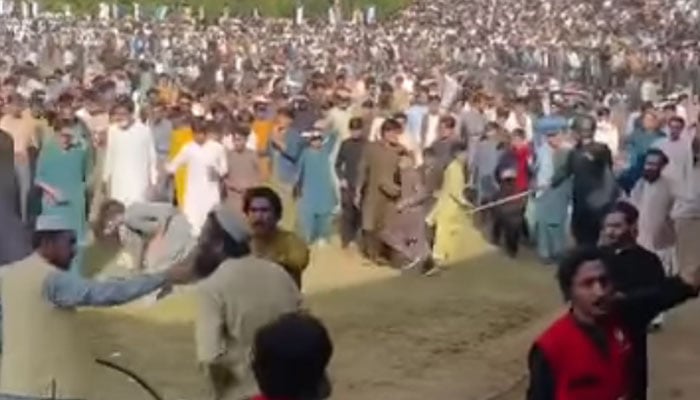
82 228 567 400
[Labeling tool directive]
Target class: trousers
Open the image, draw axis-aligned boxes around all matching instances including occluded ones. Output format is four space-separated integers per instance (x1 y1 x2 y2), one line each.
298 210 332 245
536 222 568 262
14 162 31 223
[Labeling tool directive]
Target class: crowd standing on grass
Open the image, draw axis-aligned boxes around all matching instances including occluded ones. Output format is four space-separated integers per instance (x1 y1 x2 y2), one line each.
3 0 700 399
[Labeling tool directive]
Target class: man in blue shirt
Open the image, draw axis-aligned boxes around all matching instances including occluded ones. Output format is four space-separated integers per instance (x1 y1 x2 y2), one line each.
0 215 193 388
267 108 303 231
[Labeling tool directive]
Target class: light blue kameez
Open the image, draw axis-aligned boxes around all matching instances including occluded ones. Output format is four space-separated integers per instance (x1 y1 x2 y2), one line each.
295 132 339 244
35 137 90 274
532 144 571 262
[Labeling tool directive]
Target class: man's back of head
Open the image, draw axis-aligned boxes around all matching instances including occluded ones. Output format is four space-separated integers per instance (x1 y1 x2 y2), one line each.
252 313 333 400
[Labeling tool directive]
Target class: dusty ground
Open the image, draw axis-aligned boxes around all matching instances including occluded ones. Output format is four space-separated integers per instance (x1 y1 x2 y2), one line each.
79 226 700 400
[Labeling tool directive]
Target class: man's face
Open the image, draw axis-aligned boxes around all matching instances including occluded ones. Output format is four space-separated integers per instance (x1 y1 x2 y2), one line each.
111 107 133 129
642 154 664 182
600 211 635 248
383 129 400 145
193 130 207 145
546 133 558 147
439 122 453 138
668 120 684 140
277 115 292 130
337 97 351 110
232 133 247 151
246 197 278 235
570 260 613 321
46 232 77 270
151 105 165 121
642 113 659 131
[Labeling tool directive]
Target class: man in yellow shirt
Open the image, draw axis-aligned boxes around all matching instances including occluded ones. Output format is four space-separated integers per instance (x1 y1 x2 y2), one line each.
243 187 309 288
168 113 194 208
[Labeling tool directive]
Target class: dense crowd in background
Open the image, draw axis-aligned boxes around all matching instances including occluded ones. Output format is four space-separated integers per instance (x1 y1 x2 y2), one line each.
3 0 700 399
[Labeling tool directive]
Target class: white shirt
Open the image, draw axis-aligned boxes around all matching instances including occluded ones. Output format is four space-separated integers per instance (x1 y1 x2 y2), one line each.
672 162 700 219
103 121 157 207
595 120 620 157
167 140 227 236
504 112 534 141
653 134 694 189
630 177 675 250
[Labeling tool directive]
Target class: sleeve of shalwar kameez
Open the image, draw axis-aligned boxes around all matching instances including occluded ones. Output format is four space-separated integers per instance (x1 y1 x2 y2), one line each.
43 270 166 308
526 345 556 400
195 285 226 364
195 285 234 399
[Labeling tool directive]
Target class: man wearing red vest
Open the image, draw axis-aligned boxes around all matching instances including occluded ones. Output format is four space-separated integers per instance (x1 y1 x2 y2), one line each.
527 247 700 400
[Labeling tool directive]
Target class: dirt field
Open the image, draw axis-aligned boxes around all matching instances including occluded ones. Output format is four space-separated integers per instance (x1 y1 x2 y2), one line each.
80 226 700 400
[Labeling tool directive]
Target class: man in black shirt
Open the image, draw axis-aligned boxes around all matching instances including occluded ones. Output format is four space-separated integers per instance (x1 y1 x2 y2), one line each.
527 246 699 400
598 201 667 400
335 117 367 248
0 131 31 265
550 115 619 246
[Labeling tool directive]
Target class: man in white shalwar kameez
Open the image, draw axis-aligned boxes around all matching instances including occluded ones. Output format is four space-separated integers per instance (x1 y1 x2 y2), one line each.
652 116 694 189
629 148 676 326
167 123 227 236
102 100 157 207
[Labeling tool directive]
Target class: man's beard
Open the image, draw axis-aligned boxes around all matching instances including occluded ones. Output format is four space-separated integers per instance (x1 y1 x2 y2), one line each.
643 171 660 183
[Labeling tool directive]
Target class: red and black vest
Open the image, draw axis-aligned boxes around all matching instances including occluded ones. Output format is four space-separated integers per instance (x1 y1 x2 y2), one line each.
536 312 633 400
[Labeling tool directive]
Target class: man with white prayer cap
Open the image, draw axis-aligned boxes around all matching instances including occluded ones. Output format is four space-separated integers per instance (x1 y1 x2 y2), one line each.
0 215 193 400
193 205 301 400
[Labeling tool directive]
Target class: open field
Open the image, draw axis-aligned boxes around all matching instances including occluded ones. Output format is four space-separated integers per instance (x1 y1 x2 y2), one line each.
78 227 700 399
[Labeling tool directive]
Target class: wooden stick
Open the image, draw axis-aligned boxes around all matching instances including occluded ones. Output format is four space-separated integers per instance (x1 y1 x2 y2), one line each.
467 190 532 214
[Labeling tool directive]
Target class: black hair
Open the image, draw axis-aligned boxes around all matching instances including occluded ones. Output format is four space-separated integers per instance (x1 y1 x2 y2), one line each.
449 141 468 157
194 212 251 279
557 247 610 300
253 313 333 399
32 230 71 250
191 118 209 134
596 107 611 118
110 96 135 114
93 199 126 240
348 117 363 131
380 118 402 135
440 115 456 129
277 107 296 120
645 147 669 166
607 201 639 226
243 186 283 221
512 128 526 139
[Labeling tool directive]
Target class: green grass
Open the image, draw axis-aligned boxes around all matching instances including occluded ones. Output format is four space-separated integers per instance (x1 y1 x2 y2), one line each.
43 0 411 19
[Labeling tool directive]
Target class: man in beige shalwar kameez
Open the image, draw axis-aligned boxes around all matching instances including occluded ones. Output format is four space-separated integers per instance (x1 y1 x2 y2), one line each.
194 207 300 400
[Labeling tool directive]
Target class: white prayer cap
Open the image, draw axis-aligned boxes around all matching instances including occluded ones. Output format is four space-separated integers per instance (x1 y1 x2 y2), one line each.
213 206 250 242
35 215 73 232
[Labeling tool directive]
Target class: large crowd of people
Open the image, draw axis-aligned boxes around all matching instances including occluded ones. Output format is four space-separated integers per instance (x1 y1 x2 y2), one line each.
2 0 700 399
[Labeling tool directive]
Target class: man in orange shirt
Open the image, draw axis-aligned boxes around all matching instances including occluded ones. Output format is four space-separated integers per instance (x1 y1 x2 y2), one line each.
250 97 274 182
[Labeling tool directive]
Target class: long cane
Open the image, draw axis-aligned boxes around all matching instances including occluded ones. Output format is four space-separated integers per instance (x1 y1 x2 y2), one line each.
466 190 533 214
95 358 165 400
